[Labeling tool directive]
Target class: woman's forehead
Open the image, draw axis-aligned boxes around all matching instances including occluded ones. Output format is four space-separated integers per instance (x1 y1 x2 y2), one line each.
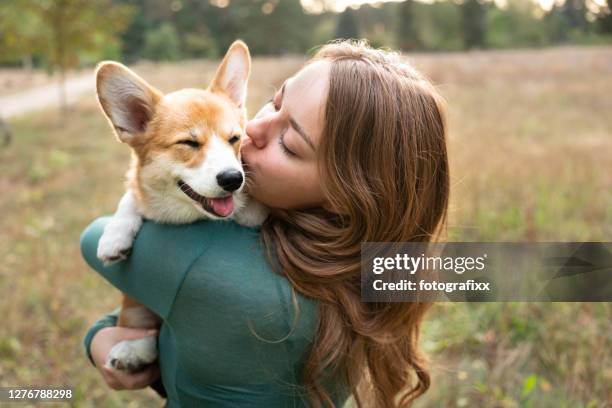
291 60 330 92
286 60 330 144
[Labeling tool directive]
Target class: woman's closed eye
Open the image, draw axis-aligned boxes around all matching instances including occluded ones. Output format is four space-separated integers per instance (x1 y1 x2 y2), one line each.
268 90 295 157
279 132 296 157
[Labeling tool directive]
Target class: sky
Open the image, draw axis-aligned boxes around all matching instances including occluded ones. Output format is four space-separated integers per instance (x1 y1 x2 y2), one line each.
301 0 608 13
301 0 403 13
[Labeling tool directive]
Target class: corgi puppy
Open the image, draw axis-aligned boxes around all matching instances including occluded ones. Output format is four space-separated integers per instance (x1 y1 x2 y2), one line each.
94 40 267 372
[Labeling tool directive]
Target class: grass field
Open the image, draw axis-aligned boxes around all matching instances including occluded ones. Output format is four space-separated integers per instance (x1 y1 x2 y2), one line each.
0 46 610 407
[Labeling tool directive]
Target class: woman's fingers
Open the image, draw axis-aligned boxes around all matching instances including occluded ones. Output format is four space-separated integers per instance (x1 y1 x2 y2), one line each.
104 364 160 390
100 366 126 390
123 365 160 389
90 326 160 390
105 375 125 390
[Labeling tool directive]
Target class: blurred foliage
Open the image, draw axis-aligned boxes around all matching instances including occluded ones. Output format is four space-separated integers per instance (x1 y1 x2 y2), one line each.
335 7 360 39
2 0 612 68
0 0 134 111
397 0 422 50
143 22 182 61
462 0 487 48
0 0 134 68
600 0 612 32
487 0 548 47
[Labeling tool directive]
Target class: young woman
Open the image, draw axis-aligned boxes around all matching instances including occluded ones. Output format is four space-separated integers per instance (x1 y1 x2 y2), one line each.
81 40 449 408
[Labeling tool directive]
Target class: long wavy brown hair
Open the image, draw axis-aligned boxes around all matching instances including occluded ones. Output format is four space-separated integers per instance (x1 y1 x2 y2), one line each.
260 40 449 408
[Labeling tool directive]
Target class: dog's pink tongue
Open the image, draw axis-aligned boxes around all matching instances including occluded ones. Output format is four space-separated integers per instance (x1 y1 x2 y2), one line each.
210 196 234 217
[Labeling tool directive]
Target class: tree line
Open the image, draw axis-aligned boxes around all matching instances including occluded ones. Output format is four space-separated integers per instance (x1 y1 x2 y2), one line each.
1 0 611 69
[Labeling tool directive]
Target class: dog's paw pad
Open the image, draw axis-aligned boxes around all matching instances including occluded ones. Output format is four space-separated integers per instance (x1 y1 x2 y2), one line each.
101 248 133 266
107 357 139 372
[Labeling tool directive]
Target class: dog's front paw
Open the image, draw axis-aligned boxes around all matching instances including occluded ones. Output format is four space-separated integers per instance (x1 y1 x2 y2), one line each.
97 227 134 265
97 218 141 266
105 336 157 373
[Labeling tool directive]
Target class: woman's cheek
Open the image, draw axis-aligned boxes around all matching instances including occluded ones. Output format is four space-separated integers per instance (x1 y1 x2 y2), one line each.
251 151 276 187
262 147 284 176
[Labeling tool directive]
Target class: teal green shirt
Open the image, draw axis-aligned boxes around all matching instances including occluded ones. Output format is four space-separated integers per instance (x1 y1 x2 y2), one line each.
81 217 350 407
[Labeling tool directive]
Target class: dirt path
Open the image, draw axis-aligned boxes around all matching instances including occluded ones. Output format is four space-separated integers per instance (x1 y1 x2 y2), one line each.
0 72 94 119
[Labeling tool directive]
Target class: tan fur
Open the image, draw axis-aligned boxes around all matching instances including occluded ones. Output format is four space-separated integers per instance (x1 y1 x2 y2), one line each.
118 296 160 329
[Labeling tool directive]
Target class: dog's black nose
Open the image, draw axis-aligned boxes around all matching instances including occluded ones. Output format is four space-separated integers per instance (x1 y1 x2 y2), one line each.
216 169 243 192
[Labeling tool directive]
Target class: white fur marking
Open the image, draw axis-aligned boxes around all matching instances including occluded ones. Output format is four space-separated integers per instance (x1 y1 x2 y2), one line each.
105 336 157 372
97 190 143 265
181 135 243 199
189 126 203 139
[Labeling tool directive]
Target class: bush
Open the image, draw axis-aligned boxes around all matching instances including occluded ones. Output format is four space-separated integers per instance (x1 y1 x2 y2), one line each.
143 23 181 61
183 33 218 59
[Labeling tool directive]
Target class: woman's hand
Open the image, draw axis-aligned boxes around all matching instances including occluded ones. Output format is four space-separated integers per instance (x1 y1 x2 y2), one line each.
90 326 160 390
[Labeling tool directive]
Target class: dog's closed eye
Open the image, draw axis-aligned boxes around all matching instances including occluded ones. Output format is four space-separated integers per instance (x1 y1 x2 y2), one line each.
177 140 200 148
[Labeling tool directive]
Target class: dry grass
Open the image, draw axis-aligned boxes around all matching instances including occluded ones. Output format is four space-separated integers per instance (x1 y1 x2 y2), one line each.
0 46 610 407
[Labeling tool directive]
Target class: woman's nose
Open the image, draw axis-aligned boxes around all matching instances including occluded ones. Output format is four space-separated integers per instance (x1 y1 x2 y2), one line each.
245 117 269 149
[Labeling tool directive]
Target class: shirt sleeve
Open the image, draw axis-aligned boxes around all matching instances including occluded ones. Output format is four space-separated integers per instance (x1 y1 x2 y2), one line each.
80 217 208 319
82 309 169 399
83 309 120 366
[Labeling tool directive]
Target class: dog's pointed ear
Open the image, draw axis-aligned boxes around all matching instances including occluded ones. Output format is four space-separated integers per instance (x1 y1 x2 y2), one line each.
95 61 162 143
209 40 251 109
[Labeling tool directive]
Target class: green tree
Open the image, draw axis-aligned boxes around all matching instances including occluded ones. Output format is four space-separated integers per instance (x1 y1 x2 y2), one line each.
462 0 487 49
598 0 612 34
25 0 134 112
561 0 588 33
350 3 395 48
117 0 153 62
396 0 421 51
0 1 44 68
183 32 218 59
170 0 218 59
335 7 360 39
257 0 315 54
143 22 182 61
487 0 548 48
417 0 463 51
545 0 590 42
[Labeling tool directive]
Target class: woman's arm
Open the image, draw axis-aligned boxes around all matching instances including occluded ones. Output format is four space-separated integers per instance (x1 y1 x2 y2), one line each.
80 217 209 319
84 310 166 395
83 309 119 365
89 324 160 390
